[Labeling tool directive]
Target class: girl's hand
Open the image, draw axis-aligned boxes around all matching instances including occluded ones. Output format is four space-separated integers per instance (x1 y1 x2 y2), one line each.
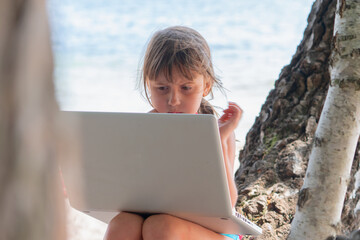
218 102 242 207
218 102 243 140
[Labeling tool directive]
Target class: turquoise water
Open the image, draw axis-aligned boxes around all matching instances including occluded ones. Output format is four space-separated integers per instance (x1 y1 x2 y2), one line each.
47 0 315 146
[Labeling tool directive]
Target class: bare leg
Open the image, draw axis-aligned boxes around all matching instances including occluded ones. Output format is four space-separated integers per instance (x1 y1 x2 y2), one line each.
142 214 228 240
104 212 144 240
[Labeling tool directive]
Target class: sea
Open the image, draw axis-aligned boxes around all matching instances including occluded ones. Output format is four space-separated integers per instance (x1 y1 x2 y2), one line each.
47 1 315 239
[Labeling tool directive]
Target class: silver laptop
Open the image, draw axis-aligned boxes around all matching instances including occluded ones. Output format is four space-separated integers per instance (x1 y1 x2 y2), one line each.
61 111 262 235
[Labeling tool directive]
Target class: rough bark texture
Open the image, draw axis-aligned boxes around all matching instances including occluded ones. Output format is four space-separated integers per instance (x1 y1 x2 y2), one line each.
234 0 360 239
0 0 68 239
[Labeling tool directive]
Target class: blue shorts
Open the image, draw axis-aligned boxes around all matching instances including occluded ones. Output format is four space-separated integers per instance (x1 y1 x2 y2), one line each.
220 233 242 240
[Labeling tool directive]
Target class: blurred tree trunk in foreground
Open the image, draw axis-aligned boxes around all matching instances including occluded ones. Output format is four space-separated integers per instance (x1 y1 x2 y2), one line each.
288 0 360 239
0 0 68 239
235 0 360 239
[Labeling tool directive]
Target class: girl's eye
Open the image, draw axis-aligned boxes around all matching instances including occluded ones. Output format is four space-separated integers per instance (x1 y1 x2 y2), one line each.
157 86 168 91
182 86 192 91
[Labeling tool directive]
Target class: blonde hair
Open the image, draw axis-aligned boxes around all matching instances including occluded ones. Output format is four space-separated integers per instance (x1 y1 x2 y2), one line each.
140 26 224 114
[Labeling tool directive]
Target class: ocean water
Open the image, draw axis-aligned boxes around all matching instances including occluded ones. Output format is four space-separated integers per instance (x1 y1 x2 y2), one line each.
48 0 314 147
47 1 315 239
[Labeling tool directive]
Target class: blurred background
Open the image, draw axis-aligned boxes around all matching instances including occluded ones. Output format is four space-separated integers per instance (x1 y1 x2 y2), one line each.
47 0 314 239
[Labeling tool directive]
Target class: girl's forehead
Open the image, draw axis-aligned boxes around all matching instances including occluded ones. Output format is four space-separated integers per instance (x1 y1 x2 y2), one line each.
153 72 204 84
151 67 206 84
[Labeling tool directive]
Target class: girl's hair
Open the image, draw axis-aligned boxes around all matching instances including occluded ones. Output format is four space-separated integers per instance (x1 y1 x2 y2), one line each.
140 26 224 115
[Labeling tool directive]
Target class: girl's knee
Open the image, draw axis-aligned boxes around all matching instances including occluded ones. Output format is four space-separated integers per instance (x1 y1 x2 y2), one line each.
104 212 144 240
142 214 185 240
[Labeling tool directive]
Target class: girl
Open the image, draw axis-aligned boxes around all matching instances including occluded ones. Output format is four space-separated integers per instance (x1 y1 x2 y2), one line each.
104 26 243 240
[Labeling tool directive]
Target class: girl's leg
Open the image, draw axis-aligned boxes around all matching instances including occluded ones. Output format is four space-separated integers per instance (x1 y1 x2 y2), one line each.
142 214 229 240
104 212 144 240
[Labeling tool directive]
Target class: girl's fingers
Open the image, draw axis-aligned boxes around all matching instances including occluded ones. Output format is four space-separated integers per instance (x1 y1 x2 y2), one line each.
221 102 243 122
219 112 230 122
228 102 242 113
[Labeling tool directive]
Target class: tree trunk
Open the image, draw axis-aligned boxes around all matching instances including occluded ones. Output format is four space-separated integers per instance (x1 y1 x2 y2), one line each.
288 1 360 239
0 0 69 239
234 0 360 239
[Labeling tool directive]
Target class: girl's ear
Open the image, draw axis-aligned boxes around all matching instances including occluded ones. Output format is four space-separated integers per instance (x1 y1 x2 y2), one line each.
146 80 151 94
203 79 212 97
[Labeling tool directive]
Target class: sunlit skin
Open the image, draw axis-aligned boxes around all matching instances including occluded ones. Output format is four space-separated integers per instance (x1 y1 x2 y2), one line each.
105 68 243 240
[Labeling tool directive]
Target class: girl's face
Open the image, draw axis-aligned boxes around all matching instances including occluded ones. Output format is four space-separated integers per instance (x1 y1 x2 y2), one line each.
147 67 211 114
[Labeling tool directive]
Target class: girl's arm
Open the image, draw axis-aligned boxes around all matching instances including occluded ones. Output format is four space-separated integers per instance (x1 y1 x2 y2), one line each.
218 102 243 208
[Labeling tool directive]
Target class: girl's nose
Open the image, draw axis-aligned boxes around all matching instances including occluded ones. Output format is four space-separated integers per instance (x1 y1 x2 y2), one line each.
168 90 181 106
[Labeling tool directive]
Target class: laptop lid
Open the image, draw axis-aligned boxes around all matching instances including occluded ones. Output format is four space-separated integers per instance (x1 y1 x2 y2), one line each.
62 111 231 215
61 111 262 235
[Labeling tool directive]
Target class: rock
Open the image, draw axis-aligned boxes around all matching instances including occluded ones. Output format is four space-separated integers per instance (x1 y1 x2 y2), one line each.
256 223 280 240
305 116 318 138
307 73 323 91
276 140 308 179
